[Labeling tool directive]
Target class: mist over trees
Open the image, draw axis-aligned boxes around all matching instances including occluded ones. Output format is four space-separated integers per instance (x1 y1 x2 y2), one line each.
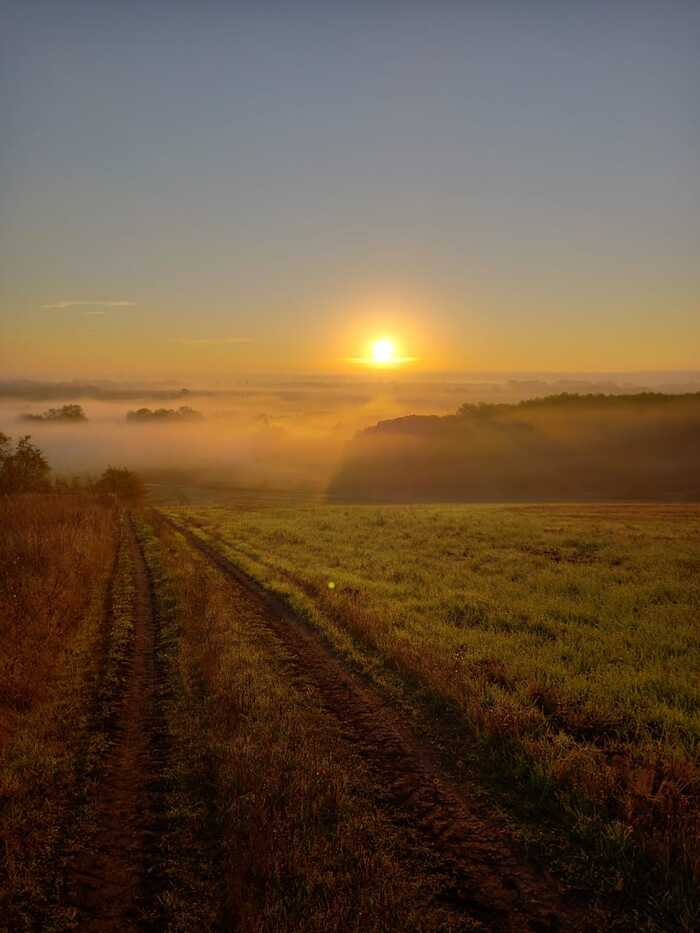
329 393 700 501
126 406 204 423
21 404 87 423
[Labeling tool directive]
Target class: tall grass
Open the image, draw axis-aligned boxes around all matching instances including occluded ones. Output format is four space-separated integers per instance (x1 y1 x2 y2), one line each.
0 495 116 749
0 494 117 927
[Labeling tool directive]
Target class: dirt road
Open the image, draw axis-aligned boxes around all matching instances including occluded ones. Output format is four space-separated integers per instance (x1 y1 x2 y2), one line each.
63 515 164 931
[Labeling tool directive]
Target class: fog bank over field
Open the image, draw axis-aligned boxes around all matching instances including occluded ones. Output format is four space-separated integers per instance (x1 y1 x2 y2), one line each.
1 373 699 494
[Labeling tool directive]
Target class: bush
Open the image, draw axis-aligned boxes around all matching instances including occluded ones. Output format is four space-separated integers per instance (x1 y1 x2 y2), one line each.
95 467 144 501
0 434 50 494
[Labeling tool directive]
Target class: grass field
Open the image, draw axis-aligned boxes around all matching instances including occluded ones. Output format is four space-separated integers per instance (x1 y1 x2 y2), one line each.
2 494 698 929
167 500 700 913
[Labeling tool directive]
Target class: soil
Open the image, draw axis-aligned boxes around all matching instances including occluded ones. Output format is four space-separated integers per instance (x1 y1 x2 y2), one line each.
63 516 164 931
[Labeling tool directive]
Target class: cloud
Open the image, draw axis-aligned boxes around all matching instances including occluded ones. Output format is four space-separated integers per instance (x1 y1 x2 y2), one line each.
174 336 253 345
83 310 107 316
41 300 136 309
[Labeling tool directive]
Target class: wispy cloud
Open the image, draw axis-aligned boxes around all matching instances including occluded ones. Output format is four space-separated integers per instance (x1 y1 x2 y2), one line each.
41 300 136 309
83 310 107 316
174 336 253 345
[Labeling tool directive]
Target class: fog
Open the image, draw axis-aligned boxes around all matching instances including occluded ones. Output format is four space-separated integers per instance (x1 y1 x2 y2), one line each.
330 393 700 501
0 378 477 490
2 375 699 497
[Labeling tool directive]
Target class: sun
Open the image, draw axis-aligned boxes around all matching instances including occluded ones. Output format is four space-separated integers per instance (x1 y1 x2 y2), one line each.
372 338 396 365
345 336 416 367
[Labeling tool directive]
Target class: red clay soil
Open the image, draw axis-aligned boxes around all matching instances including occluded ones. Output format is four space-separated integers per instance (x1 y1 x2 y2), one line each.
167 515 629 933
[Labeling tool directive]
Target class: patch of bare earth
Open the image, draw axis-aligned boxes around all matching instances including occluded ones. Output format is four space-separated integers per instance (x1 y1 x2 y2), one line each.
169 516 625 933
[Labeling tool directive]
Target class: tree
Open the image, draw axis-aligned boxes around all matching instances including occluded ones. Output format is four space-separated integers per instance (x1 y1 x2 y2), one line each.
95 467 144 501
125 406 203 422
21 404 87 422
54 404 87 421
0 434 51 493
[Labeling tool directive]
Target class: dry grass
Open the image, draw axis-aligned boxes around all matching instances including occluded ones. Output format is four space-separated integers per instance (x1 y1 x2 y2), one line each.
0 494 117 927
0 494 116 751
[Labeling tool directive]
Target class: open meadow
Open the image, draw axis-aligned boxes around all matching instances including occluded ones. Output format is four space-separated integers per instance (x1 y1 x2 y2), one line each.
164 499 700 922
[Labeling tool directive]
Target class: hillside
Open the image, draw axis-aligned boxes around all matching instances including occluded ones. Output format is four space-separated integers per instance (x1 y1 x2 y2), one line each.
329 392 700 501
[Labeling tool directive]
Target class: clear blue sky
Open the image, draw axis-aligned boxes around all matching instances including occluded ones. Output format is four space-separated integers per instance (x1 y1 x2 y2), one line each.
1 0 698 378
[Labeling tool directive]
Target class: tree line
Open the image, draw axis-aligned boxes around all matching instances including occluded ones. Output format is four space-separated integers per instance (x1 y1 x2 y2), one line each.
0 432 143 500
17 403 204 423
21 404 87 422
331 392 700 501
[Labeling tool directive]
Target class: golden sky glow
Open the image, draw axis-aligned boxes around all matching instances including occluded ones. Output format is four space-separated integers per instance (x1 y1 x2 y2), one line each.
1 4 699 381
2 281 699 381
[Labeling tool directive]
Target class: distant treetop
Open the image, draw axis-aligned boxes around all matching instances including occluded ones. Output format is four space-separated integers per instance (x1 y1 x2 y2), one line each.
456 391 700 418
125 406 204 423
21 404 87 423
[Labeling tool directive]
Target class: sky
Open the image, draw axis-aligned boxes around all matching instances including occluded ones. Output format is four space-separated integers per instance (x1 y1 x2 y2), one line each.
1 0 698 380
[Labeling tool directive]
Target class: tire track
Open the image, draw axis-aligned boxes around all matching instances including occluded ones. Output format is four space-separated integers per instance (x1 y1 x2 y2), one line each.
64 514 165 931
164 514 618 933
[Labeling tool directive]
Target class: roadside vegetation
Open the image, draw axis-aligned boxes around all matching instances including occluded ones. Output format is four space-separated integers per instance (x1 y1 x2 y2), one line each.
169 501 700 925
0 434 150 929
0 493 118 926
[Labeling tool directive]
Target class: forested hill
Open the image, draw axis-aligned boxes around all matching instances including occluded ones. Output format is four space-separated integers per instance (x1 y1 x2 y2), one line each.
329 393 700 501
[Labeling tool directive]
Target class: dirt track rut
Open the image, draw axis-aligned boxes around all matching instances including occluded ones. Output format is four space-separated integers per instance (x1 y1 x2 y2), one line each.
166 514 617 933
64 515 163 931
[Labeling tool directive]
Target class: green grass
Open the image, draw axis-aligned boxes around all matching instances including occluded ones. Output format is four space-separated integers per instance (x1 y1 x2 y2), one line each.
165 500 700 920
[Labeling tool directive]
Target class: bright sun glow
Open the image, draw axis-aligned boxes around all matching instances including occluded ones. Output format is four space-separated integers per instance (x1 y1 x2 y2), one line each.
345 335 416 367
372 338 396 364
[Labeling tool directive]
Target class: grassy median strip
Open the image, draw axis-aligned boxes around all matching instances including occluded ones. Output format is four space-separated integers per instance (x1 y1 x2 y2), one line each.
135 516 221 931
139 513 463 932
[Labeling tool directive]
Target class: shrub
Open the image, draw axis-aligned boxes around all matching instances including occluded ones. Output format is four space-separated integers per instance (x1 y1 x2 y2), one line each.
95 467 145 501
